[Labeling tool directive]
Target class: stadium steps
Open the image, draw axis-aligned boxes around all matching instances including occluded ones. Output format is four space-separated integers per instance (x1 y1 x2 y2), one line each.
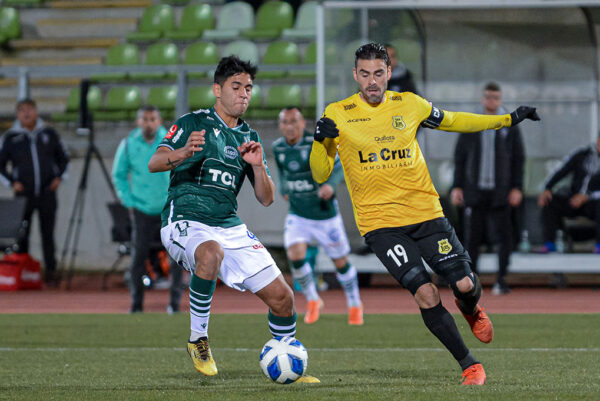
1 56 102 66
9 37 119 49
35 17 137 38
49 0 152 9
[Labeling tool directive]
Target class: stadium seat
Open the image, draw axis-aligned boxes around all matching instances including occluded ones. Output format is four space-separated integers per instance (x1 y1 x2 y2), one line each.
223 40 259 65
129 42 179 81
95 86 142 121
251 84 301 119
126 4 175 42
289 41 317 79
51 86 102 123
2 0 43 6
242 1 294 40
202 1 254 42
183 41 219 79
259 40 300 79
188 85 216 111
281 0 317 41
304 85 338 118
165 3 214 41
91 43 140 82
147 85 177 120
0 7 21 45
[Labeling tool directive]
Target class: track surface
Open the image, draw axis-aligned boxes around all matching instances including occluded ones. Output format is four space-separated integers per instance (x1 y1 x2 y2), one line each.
2 275 598 314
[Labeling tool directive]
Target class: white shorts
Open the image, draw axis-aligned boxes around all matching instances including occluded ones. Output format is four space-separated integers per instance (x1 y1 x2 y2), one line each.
283 213 351 260
160 220 280 293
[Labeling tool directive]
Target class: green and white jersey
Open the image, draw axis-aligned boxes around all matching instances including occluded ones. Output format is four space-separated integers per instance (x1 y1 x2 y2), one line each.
272 132 344 220
159 107 270 228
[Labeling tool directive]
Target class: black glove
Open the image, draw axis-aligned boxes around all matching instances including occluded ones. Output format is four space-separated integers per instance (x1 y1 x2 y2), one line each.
510 106 540 126
314 117 339 142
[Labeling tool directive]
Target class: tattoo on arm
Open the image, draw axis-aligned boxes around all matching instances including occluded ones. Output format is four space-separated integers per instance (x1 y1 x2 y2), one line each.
167 158 182 168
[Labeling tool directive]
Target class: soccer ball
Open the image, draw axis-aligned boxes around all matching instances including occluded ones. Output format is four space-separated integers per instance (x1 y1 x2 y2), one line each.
259 336 308 384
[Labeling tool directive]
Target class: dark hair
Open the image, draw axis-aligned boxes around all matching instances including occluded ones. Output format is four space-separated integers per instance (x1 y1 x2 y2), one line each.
137 105 161 119
484 82 501 92
355 42 390 67
281 106 302 114
16 98 37 110
214 55 258 85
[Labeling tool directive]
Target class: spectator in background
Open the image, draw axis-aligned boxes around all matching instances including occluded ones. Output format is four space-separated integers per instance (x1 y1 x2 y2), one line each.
384 43 418 94
538 138 600 254
0 99 70 285
451 82 525 295
112 105 182 313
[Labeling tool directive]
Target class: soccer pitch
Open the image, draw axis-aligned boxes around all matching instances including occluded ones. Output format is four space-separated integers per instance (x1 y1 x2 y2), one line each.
1 314 599 400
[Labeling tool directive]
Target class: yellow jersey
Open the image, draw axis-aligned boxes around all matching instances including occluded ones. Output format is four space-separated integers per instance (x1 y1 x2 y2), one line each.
310 91 512 236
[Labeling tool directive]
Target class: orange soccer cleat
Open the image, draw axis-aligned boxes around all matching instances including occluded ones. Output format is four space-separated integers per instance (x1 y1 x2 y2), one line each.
304 299 323 324
461 363 486 385
348 304 364 325
455 300 494 343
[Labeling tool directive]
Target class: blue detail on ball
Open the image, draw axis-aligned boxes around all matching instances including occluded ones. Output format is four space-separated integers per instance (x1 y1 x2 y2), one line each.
267 356 281 380
288 354 305 376
283 378 295 384
288 339 305 350
259 346 272 361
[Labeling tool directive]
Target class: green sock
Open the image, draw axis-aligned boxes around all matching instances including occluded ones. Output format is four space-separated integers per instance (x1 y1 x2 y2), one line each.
189 275 216 340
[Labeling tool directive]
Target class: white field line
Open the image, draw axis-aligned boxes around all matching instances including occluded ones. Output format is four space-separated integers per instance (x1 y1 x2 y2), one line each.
0 347 599 352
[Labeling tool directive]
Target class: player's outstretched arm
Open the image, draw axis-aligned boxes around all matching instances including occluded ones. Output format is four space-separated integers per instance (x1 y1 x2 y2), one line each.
433 106 540 133
310 117 339 184
148 130 205 172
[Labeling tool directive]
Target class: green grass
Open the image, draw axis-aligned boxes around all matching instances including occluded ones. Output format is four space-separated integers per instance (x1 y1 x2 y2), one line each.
1 314 599 400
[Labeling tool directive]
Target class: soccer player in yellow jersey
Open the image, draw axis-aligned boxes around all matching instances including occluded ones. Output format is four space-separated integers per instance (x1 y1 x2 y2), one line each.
310 43 540 386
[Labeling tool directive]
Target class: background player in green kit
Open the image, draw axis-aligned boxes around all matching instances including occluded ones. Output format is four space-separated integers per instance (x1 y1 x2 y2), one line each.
148 57 317 382
273 107 363 325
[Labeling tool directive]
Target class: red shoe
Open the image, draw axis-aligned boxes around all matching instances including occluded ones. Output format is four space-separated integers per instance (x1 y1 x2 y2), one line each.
455 300 494 343
304 299 323 324
348 304 363 325
461 363 486 385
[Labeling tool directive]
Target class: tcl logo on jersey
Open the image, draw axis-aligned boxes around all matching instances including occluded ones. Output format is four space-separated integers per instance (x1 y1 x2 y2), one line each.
285 180 314 192
358 148 411 163
208 168 236 189
165 124 178 139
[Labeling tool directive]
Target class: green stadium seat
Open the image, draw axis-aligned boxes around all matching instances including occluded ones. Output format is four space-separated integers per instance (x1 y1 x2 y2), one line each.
304 85 338 118
223 40 259 65
242 1 293 40
95 86 142 121
183 41 219 79
51 86 102 123
202 1 254 42
0 7 21 45
126 4 175 42
251 84 301 119
281 1 317 41
289 41 317 79
2 0 43 7
188 85 216 111
259 40 299 79
91 43 140 82
165 3 214 41
147 85 177 120
129 42 179 81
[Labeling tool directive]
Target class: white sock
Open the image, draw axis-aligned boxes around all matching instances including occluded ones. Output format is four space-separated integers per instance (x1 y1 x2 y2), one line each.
291 261 319 301
336 265 361 307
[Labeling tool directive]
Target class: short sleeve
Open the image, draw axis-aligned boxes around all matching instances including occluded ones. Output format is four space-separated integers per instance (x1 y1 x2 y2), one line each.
159 115 194 151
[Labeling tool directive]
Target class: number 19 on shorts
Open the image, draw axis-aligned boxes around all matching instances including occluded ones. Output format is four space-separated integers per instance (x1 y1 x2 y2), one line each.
387 244 408 266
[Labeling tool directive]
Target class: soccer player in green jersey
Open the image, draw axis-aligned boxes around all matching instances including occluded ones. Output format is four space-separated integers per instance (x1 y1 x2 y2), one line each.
273 107 363 325
148 56 317 381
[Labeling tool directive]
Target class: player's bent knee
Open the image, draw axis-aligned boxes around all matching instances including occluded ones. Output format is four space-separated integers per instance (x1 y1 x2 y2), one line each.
400 265 432 295
194 241 223 276
454 276 474 293
451 273 481 301
413 283 440 308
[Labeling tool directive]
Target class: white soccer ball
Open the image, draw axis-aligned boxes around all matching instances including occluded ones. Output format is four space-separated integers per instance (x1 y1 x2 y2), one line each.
259 336 308 384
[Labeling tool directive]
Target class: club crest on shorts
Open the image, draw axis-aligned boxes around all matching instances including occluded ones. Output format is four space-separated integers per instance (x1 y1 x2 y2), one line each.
438 238 452 254
392 115 406 130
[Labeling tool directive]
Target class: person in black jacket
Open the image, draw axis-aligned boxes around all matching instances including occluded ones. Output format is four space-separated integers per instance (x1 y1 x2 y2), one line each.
384 43 418 94
537 138 600 254
0 99 70 284
451 82 525 295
